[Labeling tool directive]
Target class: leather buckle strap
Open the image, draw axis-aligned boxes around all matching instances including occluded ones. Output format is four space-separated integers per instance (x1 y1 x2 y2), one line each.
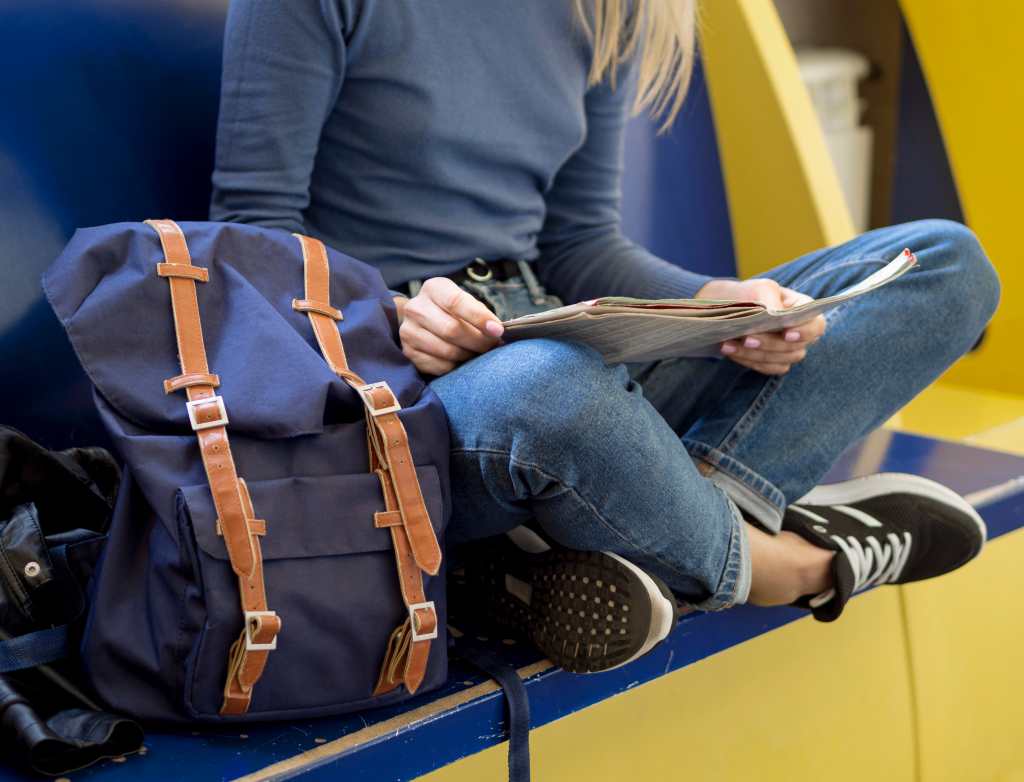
148 219 277 717
220 481 281 713
243 611 280 651
408 601 438 642
371 468 434 695
358 382 401 416
291 232 441 697
367 412 442 575
186 396 229 430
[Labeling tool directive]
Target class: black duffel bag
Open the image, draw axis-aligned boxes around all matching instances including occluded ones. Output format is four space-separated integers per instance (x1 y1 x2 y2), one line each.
0 426 142 776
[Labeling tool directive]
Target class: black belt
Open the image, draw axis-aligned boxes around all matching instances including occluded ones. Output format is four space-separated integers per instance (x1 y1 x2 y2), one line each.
447 259 524 285
395 259 527 298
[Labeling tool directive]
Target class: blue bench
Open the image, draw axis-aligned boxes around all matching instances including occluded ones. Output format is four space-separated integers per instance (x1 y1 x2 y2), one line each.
4 3 1023 781
0 429 1018 781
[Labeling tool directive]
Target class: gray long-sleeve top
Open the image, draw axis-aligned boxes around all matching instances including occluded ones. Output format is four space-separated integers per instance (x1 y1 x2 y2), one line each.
210 0 713 302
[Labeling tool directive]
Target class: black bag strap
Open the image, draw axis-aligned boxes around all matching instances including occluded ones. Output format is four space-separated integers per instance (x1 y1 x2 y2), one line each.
453 639 532 782
0 626 70 673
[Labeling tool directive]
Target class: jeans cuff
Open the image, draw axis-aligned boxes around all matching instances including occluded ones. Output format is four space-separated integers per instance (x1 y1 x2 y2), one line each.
690 492 752 611
683 440 787 533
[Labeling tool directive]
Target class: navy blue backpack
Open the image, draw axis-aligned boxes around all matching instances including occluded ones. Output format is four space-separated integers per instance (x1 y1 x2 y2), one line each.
42 220 451 722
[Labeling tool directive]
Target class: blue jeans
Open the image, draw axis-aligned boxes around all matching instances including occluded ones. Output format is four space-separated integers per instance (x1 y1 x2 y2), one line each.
430 220 1000 611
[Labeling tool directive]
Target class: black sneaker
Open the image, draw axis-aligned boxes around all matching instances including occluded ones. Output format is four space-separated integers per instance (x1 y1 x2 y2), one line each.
784 473 986 621
454 527 679 673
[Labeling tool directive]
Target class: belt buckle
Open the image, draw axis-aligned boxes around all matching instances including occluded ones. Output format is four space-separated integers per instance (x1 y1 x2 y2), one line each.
243 610 279 651
465 258 493 282
358 381 401 416
186 396 228 431
408 601 438 642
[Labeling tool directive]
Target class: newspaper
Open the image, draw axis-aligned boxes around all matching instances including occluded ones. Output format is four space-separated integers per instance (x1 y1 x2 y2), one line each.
502 249 917 363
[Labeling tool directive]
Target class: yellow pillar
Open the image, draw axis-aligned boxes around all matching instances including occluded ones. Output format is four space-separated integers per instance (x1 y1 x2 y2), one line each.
898 0 1024 394
699 0 855 278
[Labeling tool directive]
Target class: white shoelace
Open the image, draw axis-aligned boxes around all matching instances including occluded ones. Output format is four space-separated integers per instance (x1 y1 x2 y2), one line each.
800 506 913 608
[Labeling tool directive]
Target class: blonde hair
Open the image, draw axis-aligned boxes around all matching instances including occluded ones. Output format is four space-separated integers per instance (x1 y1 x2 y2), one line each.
575 0 698 132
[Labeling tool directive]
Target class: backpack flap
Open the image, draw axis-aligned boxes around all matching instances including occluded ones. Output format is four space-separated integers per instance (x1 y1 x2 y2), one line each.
42 222 425 438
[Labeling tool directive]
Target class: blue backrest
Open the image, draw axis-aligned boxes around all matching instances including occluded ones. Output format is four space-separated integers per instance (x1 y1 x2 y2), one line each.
0 0 228 447
622 56 736 279
0 1 735 449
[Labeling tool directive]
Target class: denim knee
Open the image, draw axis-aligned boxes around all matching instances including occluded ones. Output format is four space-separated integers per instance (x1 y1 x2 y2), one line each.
915 219 1001 332
435 339 628 450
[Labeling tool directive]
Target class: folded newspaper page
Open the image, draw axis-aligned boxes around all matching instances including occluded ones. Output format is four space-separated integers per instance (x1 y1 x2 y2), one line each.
502 249 917 363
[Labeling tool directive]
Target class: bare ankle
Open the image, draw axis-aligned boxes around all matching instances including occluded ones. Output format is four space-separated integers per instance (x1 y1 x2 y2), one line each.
779 530 834 596
746 526 834 606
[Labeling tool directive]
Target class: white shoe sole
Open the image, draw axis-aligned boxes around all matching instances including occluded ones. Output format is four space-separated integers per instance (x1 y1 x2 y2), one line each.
604 551 676 669
799 472 987 549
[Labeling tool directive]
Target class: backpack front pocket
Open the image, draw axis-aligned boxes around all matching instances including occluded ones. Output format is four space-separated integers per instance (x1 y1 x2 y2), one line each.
176 467 445 719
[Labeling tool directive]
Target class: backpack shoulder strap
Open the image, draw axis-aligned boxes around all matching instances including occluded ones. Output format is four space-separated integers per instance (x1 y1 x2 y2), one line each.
292 233 441 695
147 219 280 716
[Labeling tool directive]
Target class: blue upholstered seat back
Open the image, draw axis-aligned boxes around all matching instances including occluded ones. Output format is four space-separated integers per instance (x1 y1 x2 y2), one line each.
0 1 228 447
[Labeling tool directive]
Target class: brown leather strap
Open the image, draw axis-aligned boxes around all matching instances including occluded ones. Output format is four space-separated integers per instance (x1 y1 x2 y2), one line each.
371 469 435 696
292 298 343 320
157 262 210 282
291 232 440 695
147 219 280 716
291 234 439 568
360 382 442 574
221 479 279 715
374 511 403 528
163 373 221 394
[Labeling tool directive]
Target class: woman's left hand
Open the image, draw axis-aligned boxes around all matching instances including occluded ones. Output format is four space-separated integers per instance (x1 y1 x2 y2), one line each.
696 278 827 375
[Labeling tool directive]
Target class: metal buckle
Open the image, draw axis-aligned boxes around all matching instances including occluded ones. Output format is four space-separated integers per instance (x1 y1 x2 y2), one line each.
243 610 279 651
465 258 493 282
358 381 401 416
186 396 228 431
408 601 438 642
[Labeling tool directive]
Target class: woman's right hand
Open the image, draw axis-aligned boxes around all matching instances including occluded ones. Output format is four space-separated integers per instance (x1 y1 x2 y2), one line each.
395 277 505 376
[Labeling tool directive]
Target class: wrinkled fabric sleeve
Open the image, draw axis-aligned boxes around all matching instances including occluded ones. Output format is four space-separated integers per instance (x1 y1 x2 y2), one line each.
209 0 347 234
535 65 714 303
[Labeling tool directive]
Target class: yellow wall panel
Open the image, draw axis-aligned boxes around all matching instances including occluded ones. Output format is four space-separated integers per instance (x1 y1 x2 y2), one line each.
902 528 1024 782
898 0 1024 393
421 588 914 782
699 0 855 278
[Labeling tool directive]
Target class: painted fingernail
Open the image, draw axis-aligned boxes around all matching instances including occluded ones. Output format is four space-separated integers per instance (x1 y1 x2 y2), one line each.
744 337 761 349
721 343 737 355
785 330 801 342
485 321 504 337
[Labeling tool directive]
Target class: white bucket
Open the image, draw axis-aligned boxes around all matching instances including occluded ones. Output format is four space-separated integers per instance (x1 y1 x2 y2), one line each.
796 47 873 231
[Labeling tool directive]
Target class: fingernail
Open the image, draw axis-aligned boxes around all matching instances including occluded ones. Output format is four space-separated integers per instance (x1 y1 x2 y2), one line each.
485 321 504 337
743 337 761 349
721 343 737 355
785 330 801 342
